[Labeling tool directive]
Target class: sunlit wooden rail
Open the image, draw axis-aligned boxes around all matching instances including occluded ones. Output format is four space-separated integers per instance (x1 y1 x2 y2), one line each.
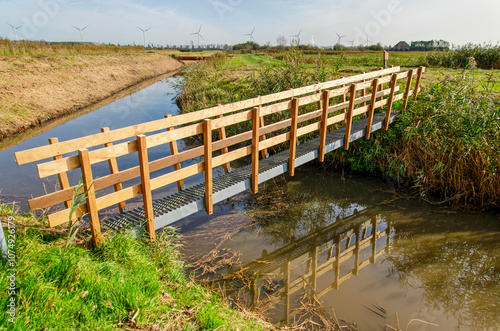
15 66 424 246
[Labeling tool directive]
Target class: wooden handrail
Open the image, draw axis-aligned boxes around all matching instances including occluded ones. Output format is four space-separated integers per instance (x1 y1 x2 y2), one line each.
16 67 425 246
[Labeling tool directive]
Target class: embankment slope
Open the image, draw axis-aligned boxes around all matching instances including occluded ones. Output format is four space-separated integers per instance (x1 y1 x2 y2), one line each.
0 52 182 140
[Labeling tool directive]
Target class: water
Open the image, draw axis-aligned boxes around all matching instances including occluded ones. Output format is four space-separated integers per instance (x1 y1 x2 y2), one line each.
179 167 500 330
0 77 204 211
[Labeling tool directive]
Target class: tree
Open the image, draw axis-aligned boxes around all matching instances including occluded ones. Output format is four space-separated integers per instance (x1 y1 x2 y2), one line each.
276 35 287 47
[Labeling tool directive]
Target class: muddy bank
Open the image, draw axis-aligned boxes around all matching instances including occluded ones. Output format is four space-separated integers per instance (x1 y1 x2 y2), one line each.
0 52 183 140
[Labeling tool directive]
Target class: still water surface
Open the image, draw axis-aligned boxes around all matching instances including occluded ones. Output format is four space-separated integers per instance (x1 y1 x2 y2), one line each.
179 168 500 330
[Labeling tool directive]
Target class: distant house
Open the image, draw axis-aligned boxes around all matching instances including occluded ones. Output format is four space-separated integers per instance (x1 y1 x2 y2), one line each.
394 41 410 51
410 40 450 51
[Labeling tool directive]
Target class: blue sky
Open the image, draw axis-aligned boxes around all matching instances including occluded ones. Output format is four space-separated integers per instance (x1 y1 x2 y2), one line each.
0 0 498 47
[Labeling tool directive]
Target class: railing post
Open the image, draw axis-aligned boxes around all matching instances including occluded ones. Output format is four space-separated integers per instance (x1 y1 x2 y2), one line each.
165 114 185 191
137 134 155 241
252 107 260 194
100 128 127 213
259 115 268 159
402 69 414 112
203 119 213 215
366 78 379 139
215 114 231 173
319 90 330 162
370 216 379 263
78 149 102 247
344 84 357 150
49 138 72 209
289 98 299 176
334 234 341 290
384 73 398 131
413 66 424 101
354 225 361 276
361 74 367 118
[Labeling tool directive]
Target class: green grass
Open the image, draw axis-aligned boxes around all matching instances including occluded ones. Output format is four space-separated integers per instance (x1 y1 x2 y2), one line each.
0 204 271 330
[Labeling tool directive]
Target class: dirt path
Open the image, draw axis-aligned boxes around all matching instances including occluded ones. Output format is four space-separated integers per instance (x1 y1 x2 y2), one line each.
0 52 183 140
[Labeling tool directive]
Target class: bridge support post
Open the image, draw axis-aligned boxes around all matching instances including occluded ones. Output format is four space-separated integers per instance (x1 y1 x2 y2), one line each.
366 79 379 139
344 84 357 150
203 119 213 215
252 107 260 194
289 98 299 176
49 137 72 209
413 67 424 101
319 90 330 162
165 114 185 191
216 114 232 174
384 74 398 131
78 149 102 247
101 127 127 213
137 135 155 241
402 69 414 112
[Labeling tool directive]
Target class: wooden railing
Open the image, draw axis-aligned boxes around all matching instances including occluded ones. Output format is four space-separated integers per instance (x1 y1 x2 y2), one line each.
15 66 424 246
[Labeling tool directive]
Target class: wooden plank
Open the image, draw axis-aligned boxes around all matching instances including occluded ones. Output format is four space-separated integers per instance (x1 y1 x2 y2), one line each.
213 146 252 168
402 69 414 112
289 98 299 177
344 84 357 150
384 74 398 130
318 90 330 162
78 149 102 247
15 67 401 166
215 114 231 173
204 119 213 215
258 132 289 151
165 114 185 191
48 138 72 209
101 128 126 213
252 107 260 194
137 135 155 241
37 122 204 179
259 116 268 159
150 162 204 191
413 66 424 101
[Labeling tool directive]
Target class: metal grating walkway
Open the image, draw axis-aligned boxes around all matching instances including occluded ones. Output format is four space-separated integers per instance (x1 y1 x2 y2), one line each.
103 112 399 232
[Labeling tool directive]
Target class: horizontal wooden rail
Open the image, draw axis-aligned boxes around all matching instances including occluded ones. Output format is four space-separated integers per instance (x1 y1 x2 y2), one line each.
17 67 425 246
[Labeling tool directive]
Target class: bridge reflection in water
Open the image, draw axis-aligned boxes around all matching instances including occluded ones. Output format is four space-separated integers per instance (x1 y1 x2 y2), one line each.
212 211 391 324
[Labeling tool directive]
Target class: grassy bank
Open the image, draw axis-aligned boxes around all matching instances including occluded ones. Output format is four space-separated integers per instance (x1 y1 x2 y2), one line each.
0 46 183 140
0 204 272 330
176 51 500 209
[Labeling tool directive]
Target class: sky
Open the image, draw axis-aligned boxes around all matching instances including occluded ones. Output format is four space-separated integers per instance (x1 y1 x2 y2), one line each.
0 0 498 47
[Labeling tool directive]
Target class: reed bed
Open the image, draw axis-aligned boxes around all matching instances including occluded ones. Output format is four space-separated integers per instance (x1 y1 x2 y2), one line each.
0 38 145 56
426 43 500 69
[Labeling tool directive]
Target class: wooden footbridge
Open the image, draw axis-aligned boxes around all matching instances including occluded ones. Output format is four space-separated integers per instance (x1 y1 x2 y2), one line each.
15 66 424 246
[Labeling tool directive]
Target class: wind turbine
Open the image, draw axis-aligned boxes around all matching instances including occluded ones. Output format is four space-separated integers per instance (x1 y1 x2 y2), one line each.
348 38 356 47
136 26 152 48
290 28 302 45
7 23 23 41
364 35 372 47
335 32 347 45
191 25 204 47
244 27 256 42
72 25 89 42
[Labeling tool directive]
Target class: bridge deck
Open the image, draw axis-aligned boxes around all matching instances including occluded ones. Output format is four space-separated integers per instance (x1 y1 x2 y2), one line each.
103 111 399 232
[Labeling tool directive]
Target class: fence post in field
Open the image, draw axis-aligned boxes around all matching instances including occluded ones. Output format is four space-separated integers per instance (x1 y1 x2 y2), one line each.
319 90 330 162
252 107 260 194
165 114 185 190
137 134 155 241
289 98 299 176
215 114 231 173
344 84 357 150
402 69 414 112
78 149 102 247
203 119 213 215
100 127 127 213
48 137 72 209
366 78 379 139
413 67 424 101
